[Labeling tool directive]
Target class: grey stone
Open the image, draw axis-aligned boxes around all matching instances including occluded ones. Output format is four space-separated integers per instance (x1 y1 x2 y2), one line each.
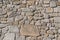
50 1 56 7
58 29 60 33
54 17 60 23
24 20 30 24
21 8 31 12
0 24 8 28
43 0 50 3
19 36 25 40
15 15 23 21
8 25 19 33
26 37 31 40
3 33 15 40
7 17 14 23
54 6 60 12
35 20 41 25
2 27 8 34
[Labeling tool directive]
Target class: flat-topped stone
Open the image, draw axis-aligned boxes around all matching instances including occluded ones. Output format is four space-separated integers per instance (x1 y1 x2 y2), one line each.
20 24 39 36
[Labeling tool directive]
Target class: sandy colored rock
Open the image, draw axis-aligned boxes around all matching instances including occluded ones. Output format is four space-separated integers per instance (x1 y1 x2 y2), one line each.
20 24 39 36
57 2 60 6
46 7 53 13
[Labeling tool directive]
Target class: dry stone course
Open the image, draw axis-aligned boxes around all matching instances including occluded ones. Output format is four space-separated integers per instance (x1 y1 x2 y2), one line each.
0 0 60 40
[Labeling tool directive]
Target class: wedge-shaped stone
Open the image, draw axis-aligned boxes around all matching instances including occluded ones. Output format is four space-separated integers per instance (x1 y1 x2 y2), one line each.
20 24 39 36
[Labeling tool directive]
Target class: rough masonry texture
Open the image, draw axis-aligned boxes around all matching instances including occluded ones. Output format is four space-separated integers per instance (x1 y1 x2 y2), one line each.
0 0 60 40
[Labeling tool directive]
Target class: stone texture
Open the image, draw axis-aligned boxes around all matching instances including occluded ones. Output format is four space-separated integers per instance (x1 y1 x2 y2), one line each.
50 1 56 7
54 17 60 23
46 7 53 13
3 33 15 40
20 24 39 36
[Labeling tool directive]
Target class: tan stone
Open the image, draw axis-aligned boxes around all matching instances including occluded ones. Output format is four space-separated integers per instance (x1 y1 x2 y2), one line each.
28 16 33 21
57 2 60 6
27 1 35 6
1 18 7 21
20 24 39 36
46 7 53 13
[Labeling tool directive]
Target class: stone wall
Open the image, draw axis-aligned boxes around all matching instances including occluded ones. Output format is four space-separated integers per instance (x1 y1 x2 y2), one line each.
0 0 60 40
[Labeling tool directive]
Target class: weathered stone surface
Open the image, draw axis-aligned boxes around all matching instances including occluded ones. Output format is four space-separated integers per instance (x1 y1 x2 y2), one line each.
43 0 50 3
46 7 53 13
54 17 60 23
0 24 8 28
8 25 19 33
3 33 15 40
57 2 60 6
20 24 39 36
50 1 56 7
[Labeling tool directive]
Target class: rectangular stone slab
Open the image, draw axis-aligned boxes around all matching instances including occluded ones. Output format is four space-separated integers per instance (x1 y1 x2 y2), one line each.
20 24 39 36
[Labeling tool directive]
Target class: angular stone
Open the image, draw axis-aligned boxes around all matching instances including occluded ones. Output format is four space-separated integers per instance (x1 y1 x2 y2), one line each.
54 17 60 23
46 7 53 13
50 1 56 7
57 2 60 6
15 15 23 21
35 20 41 26
3 33 15 40
7 17 14 23
20 24 39 36
0 24 8 28
58 29 60 33
26 37 31 40
8 25 19 33
2 27 8 34
43 0 50 3
27 1 35 6
26 12 33 16
58 35 60 40
54 6 60 12
24 20 30 24
21 8 31 12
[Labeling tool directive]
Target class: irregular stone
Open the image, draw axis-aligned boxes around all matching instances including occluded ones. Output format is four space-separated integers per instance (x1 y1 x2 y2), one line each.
58 29 60 33
43 0 50 3
3 33 15 40
20 24 39 36
21 8 31 12
7 17 14 23
24 20 30 24
58 35 60 40
2 27 8 34
26 12 34 16
54 6 60 12
8 25 19 33
15 15 23 21
57 2 60 6
46 7 53 13
58 0 60 2
54 17 60 23
50 1 56 7
41 19 49 23
26 37 31 40
0 24 8 28
30 20 35 25
33 16 43 20
35 20 41 26
27 1 35 6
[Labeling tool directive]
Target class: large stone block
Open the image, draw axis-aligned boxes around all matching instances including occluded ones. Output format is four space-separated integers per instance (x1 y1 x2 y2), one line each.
20 24 39 36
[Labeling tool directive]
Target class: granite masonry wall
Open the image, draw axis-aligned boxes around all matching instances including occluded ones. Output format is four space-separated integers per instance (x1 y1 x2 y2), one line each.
0 0 60 40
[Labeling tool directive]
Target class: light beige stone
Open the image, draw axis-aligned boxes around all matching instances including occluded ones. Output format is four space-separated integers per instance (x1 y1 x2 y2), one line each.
54 17 60 23
20 24 39 36
46 7 53 13
57 2 60 6
43 0 50 3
